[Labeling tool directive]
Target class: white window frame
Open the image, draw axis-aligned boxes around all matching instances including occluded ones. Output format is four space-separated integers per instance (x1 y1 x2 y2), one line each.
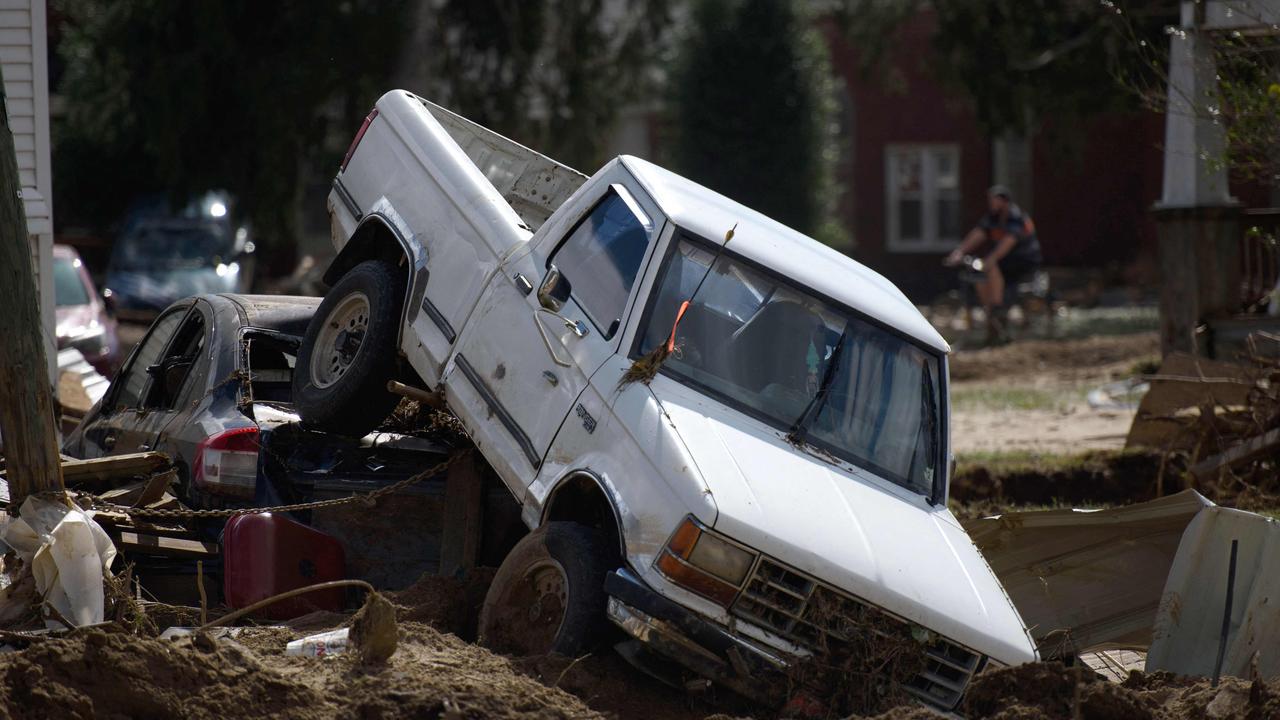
885 144 962 253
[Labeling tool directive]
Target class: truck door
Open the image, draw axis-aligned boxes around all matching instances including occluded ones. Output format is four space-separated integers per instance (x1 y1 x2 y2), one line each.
449 184 660 494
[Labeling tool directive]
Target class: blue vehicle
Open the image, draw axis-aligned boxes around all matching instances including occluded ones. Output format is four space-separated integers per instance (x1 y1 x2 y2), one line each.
105 192 256 321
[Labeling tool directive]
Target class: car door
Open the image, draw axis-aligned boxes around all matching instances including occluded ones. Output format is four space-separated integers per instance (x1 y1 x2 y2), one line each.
79 304 190 457
123 304 211 456
449 181 662 494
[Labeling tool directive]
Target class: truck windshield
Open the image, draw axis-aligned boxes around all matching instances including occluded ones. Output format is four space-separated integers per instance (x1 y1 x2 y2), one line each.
638 236 943 497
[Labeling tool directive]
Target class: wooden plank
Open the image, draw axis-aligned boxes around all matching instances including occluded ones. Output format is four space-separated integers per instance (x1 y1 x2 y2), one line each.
1126 353 1255 450
1190 427 1280 480
439 455 484 577
59 452 171 489
117 531 220 560
96 469 176 507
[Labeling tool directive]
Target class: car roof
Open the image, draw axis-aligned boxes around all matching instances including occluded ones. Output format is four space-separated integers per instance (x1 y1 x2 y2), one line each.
215 294 320 336
618 156 948 353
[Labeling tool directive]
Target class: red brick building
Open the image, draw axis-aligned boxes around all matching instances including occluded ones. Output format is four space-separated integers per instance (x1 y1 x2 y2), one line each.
823 10 1178 301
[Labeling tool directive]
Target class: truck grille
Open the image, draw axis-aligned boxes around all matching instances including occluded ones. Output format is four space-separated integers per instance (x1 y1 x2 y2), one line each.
730 557 983 711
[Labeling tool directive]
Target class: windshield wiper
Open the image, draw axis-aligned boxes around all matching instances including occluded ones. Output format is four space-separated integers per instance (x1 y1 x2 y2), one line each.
786 323 848 444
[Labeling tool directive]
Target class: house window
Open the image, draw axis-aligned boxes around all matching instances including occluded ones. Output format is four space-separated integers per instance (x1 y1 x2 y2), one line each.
885 145 961 252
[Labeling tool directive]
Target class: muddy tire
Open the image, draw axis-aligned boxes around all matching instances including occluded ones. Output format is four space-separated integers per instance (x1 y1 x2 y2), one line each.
293 259 405 436
478 522 612 656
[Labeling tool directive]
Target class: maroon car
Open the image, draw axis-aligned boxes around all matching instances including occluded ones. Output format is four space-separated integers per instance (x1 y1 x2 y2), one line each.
53 244 121 377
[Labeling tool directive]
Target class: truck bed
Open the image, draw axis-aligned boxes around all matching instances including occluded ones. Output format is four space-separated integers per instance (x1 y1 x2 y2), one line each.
418 97 585 232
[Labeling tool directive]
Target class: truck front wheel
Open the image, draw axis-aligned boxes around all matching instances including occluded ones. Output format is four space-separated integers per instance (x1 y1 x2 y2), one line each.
478 522 612 656
293 259 405 436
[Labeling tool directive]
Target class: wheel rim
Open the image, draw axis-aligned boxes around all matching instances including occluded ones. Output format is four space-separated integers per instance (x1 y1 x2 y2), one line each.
493 560 569 655
311 292 371 389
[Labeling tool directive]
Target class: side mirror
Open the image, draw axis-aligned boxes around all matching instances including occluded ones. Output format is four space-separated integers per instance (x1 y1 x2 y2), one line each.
538 265 572 312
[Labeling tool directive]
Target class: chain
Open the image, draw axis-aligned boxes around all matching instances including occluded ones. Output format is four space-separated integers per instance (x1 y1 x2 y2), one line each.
85 449 471 520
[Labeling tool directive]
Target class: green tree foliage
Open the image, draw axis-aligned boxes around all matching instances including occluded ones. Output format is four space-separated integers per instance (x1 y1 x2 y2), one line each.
53 0 410 269
837 0 1173 135
421 0 674 171
668 0 844 246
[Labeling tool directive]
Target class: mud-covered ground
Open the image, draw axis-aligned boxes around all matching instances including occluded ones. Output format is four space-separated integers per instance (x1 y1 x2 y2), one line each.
949 332 1160 455
0 579 1276 720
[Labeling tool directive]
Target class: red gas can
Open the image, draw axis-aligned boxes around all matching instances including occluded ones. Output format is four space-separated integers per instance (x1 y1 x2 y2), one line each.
223 513 346 619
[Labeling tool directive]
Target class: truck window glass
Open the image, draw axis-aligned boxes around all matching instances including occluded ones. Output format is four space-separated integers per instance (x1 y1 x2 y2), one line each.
548 192 649 339
114 310 186 410
639 236 942 496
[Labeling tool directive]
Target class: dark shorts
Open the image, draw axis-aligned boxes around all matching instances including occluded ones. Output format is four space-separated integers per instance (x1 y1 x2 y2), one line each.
998 255 1039 284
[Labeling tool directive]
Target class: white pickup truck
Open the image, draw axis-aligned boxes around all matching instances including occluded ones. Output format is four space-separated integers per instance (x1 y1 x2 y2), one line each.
294 90 1035 711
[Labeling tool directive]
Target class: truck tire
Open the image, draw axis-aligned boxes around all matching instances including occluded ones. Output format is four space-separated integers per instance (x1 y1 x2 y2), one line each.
478 522 612 656
293 259 405 436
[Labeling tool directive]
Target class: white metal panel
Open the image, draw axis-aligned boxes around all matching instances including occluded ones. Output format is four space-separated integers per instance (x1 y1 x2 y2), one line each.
4 79 32 97
0 9 28 28
6 97 33 116
1 58 26 79
0 46 31 63
0 27 29 45
1147 505 1280 679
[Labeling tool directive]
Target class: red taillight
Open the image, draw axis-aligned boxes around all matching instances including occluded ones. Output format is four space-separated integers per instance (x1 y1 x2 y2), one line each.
193 426 260 496
340 108 379 172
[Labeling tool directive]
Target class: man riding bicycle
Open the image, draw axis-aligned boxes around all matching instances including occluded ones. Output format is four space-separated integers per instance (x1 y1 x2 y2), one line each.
944 185 1043 344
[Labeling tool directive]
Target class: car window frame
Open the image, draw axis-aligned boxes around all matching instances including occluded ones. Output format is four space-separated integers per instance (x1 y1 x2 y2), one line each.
103 303 195 414
544 188 654 341
139 305 210 411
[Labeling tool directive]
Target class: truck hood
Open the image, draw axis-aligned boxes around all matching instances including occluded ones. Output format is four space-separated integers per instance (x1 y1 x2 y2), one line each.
649 379 1035 665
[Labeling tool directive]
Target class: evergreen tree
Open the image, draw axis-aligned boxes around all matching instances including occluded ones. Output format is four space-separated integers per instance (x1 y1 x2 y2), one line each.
669 0 845 246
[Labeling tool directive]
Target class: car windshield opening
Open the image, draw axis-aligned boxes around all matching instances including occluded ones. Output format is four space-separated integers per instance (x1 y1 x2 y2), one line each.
638 235 942 497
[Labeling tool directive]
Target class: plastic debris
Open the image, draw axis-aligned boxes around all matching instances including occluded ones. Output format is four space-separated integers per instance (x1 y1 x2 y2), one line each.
0 495 116 629
285 627 350 657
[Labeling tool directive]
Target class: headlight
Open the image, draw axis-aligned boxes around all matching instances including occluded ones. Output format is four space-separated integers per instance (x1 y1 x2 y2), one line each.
654 516 757 606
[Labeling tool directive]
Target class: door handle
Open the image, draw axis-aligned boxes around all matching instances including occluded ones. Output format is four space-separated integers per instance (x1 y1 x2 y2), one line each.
542 371 559 386
138 443 153 452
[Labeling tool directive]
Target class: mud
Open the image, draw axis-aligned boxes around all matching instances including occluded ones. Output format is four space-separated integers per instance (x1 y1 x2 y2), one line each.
949 332 1160 383
956 661 1280 720
0 626 329 720
348 591 398 664
0 623 605 720
388 567 496 641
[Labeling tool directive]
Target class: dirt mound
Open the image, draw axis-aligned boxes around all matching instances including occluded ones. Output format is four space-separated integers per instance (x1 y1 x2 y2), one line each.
950 333 1158 382
960 662 1280 720
0 622 605 720
388 567 496 640
0 627 330 720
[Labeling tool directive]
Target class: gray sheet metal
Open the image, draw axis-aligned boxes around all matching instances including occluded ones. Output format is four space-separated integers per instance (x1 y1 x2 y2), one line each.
964 490 1210 656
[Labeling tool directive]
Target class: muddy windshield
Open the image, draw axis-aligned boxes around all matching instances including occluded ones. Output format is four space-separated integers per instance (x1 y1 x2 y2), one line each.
638 236 943 497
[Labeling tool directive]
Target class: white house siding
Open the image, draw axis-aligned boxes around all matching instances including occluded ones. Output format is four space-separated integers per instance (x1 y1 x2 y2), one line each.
1 0 54 383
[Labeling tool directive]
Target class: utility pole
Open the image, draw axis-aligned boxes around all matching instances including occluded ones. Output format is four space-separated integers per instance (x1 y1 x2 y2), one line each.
0 62 64 505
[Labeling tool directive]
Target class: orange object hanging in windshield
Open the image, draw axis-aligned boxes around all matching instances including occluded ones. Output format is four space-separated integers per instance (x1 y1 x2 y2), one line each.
666 301 691 353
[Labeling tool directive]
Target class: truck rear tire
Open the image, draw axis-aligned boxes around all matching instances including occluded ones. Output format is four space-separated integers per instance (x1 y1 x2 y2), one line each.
478 522 612 657
293 259 405 436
